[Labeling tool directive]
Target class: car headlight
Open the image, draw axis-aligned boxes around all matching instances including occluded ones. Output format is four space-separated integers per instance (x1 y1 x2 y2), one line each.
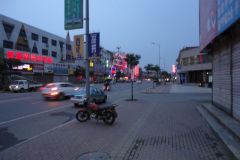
16 85 19 89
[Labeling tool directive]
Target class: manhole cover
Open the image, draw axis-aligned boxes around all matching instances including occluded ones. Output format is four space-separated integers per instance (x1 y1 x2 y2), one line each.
78 152 110 160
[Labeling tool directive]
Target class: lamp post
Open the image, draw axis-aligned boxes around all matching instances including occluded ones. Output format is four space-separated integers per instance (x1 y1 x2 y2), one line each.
152 42 161 76
85 0 90 103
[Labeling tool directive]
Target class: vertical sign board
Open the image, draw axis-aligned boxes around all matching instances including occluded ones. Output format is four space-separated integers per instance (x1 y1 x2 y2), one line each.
88 33 100 58
217 0 240 34
199 0 218 52
73 35 84 58
65 0 83 30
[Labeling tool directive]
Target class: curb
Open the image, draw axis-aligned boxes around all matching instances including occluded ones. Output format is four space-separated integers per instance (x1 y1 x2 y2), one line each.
197 104 240 160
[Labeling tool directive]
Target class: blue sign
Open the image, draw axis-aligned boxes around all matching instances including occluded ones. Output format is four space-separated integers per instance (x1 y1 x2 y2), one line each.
217 0 240 34
88 33 100 57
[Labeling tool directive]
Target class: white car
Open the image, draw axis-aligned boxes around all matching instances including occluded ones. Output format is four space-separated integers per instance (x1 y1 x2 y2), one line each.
71 87 107 107
41 82 76 100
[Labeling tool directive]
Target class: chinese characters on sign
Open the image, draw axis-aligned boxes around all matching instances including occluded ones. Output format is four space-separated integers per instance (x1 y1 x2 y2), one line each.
73 34 84 58
217 0 240 34
88 33 100 58
65 0 83 30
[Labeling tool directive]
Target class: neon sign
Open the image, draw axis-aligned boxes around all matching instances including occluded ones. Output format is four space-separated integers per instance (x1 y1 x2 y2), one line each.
6 50 53 64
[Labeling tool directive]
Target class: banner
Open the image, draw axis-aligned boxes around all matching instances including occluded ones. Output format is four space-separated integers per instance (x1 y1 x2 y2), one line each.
217 0 240 34
88 33 100 58
199 0 217 51
73 34 84 58
65 0 83 30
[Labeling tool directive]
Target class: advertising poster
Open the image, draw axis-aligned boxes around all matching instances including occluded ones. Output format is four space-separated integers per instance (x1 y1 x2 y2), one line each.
199 0 218 51
73 34 84 58
88 33 100 58
217 0 240 34
65 0 83 30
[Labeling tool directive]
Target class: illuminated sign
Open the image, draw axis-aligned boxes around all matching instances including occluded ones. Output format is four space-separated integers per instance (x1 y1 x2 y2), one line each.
43 56 47 63
37 56 42 62
111 67 116 77
23 53 29 61
12 64 33 71
135 65 139 77
6 51 53 64
172 65 176 73
7 51 14 59
16 52 22 60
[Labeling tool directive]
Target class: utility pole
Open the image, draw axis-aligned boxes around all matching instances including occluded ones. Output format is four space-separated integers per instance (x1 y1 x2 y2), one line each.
85 0 90 103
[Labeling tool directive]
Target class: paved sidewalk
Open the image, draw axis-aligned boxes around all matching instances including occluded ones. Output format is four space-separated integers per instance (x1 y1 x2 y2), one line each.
146 83 211 94
0 91 234 160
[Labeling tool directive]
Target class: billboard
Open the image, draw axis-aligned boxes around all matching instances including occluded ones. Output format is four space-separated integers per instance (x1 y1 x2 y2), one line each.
65 0 83 30
73 34 84 58
199 0 218 51
88 33 100 58
217 0 240 34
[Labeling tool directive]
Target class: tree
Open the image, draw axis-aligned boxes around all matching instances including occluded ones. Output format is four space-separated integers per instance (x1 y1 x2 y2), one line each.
144 64 154 78
125 53 141 101
74 66 85 78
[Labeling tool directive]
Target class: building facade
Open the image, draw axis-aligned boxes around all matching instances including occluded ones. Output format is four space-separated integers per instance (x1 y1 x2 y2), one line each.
176 46 212 86
199 1 240 120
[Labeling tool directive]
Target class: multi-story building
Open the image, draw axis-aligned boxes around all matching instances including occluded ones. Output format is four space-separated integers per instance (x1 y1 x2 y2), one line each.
0 14 74 86
176 46 212 86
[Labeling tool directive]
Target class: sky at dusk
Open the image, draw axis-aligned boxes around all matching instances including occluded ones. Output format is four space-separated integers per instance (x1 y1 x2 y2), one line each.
0 0 199 72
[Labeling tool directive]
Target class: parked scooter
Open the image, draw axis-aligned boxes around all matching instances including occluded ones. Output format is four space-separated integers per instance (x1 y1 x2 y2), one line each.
76 103 118 125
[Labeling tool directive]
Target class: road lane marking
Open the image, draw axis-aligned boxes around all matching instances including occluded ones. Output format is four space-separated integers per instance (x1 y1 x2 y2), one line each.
0 119 76 154
0 104 73 126
0 98 124 154
0 96 37 104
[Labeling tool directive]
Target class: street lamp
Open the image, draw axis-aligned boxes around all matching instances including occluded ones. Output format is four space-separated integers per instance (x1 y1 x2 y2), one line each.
152 42 160 70
152 42 161 74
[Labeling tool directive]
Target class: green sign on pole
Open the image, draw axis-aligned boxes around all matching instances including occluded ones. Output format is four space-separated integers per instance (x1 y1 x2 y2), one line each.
65 0 83 30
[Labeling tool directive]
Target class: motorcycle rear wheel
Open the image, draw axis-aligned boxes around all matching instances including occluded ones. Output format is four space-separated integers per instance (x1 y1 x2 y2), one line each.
103 111 115 125
76 111 90 122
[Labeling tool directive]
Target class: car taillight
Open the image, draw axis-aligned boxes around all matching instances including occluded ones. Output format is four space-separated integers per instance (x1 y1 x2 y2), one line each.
40 87 46 91
51 87 58 91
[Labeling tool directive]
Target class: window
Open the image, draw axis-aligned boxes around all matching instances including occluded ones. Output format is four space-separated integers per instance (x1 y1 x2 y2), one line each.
66 44 72 50
2 22 14 34
3 40 13 49
42 49 48 56
42 37 48 44
19 29 26 37
31 33 39 41
52 51 57 57
59 41 64 51
52 40 57 46
16 43 29 52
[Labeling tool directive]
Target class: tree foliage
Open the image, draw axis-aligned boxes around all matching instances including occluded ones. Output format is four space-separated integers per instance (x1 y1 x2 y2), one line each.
74 66 85 77
125 54 141 69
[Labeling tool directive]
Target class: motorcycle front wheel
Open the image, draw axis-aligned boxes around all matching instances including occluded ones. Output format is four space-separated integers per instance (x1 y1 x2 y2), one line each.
76 111 90 122
103 111 115 125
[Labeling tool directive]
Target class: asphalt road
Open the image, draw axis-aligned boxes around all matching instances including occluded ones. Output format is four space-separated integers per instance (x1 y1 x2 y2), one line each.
0 82 150 152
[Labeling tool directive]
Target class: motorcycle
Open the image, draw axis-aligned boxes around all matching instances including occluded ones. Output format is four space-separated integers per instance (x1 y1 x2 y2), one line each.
102 85 111 91
76 103 118 125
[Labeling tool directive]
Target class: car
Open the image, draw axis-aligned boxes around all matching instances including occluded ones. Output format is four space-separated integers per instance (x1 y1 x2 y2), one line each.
71 87 107 107
41 82 76 100
146 78 151 82
136 80 142 84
